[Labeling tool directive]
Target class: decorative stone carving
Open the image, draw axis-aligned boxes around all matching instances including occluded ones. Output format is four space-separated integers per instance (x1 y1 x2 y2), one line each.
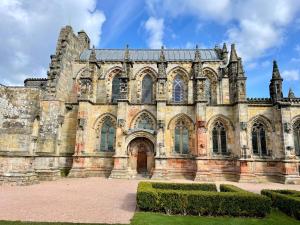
240 122 247 131
78 118 86 130
118 119 126 128
78 78 92 98
157 120 165 130
284 122 292 133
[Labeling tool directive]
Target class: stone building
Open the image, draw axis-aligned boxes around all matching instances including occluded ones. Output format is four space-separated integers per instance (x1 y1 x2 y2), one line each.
1 25 300 185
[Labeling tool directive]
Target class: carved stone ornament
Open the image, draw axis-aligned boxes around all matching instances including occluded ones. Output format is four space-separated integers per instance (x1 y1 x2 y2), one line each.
284 122 292 133
157 120 165 129
118 119 126 128
79 78 92 98
240 122 247 131
78 118 86 130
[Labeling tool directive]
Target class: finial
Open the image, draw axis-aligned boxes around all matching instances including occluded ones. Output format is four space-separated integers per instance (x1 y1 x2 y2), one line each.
194 44 201 62
272 60 282 79
237 57 245 77
89 45 97 62
229 43 238 62
160 45 165 61
288 88 295 98
222 43 228 52
124 44 130 60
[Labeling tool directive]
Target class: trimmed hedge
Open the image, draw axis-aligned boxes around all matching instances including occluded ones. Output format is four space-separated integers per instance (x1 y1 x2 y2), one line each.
152 182 217 191
137 182 271 217
261 189 300 220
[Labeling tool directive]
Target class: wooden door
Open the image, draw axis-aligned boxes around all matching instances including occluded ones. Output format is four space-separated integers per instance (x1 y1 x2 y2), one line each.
137 149 147 173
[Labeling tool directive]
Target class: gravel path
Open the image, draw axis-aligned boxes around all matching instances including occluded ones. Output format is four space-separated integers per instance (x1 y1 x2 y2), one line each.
1 178 300 224
0 177 138 224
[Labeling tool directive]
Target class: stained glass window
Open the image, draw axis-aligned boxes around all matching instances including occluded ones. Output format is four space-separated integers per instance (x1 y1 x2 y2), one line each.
135 113 154 130
174 120 189 154
173 75 184 102
112 75 120 103
142 74 153 103
212 121 227 154
100 119 115 151
252 122 267 156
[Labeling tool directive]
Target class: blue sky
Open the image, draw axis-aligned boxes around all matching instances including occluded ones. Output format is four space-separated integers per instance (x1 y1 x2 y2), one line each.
0 0 300 98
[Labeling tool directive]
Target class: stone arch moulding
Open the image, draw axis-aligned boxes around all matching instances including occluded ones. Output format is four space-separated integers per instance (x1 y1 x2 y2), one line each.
206 114 235 131
93 113 117 132
105 66 123 102
291 115 300 126
125 130 156 153
73 64 89 80
130 110 157 129
202 67 218 80
167 66 190 80
247 115 274 132
134 66 158 80
167 113 195 129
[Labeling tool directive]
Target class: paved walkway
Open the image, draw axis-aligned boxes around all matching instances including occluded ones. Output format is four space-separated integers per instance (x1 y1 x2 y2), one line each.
1 178 300 224
0 178 139 224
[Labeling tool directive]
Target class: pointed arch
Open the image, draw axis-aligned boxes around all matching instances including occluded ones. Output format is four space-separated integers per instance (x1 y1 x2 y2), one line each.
73 65 90 80
135 67 157 103
167 67 189 103
167 113 195 129
93 113 117 152
203 67 218 104
291 115 300 156
248 115 273 157
105 66 123 103
206 114 234 131
168 113 195 155
130 110 156 130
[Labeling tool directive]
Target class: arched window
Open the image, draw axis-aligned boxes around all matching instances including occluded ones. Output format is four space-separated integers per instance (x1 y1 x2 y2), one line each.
174 120 189 154
251 122 267 156
112 75 120 103
142 74 153 103
212 121 227 154
173 75 184 103
293 121 300 156
100 118 116 151
134 113 154 130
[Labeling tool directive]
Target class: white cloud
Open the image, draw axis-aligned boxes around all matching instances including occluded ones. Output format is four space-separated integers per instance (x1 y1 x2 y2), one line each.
146 0 300 62
0 0 106 85
144 17 164 48
282 70 300 81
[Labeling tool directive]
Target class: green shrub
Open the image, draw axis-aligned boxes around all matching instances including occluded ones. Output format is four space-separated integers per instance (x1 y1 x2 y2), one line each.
137 182 271 217
152 182 217 192
220 184 247 193
261 189 300 220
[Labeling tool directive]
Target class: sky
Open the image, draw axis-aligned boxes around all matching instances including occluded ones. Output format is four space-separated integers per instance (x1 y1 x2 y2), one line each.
0 0 300 98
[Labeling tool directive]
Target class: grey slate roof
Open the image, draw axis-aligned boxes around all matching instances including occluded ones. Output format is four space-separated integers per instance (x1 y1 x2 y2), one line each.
79 49 221 62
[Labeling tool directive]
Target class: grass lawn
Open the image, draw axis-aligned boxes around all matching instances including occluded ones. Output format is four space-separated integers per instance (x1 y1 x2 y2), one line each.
131 210 300 225
0 210 299 225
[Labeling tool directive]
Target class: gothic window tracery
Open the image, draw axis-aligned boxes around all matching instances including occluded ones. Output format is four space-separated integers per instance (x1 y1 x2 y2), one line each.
112 75 120 103
142 74 153 103
99 117 116 152
174 120 189 154
293 121 300 156
251 122 267 156
134 112 154 130
212 121 227 154
173 75 184 103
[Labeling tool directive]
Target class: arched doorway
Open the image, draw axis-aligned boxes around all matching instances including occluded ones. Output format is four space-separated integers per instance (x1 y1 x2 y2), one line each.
128 137 155 176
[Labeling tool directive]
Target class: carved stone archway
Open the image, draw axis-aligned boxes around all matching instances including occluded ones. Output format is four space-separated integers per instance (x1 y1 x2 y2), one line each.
127 137 155 175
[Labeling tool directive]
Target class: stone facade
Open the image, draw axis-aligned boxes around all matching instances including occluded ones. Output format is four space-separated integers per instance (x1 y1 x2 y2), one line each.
1 26 300 185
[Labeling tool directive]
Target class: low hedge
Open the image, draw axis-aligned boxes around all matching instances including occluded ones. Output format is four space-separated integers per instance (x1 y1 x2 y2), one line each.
261 189 300 220
137 182 271 217
152 182 217 191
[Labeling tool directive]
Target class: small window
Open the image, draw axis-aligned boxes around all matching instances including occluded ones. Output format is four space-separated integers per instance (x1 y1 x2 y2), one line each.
135 112 154 130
